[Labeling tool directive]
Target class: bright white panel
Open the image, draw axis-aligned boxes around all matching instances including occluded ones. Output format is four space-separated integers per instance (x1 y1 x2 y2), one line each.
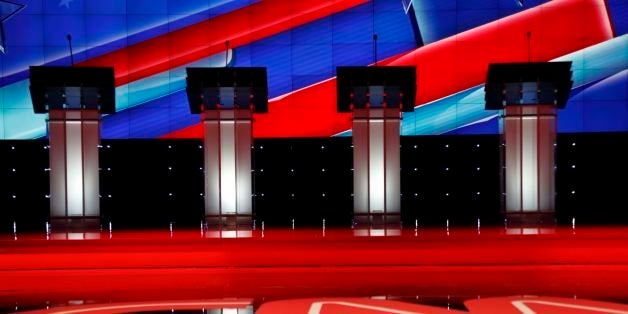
368 120 385 213
220 121 237 215
65 120 84 216
521 116 538 212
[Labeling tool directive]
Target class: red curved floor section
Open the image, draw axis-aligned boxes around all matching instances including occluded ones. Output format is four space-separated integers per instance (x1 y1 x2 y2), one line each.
1 226 627 311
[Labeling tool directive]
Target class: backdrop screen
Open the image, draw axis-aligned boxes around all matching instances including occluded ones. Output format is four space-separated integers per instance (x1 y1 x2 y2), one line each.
0 0 626 139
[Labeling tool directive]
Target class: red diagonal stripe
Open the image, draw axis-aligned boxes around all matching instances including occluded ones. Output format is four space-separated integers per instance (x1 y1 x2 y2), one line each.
78 0 369 86
166 0 613 139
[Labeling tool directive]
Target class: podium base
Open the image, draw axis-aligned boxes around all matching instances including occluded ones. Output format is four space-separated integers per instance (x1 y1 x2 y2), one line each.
205 215 252 229
353 214 401 229
49 217 101 233
505 212 556 228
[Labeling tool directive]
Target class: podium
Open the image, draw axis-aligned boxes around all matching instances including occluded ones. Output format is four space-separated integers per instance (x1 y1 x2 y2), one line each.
337 66 416 226
186 67 267 228
29 66 115 231
484 62 572 225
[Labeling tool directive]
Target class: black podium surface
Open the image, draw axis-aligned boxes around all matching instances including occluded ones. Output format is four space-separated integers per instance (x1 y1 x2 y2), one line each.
29 66 116 114
484 61 573 110
336 66 416 113
185 67 268 114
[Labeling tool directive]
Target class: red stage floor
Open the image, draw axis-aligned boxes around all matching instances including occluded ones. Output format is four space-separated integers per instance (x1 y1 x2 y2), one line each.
1 225 627 313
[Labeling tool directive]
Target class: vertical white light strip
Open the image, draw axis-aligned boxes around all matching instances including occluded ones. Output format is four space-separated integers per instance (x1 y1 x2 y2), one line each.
504 116 522 212
538 113 556 212
204 120 221 217
369 119 385 213
384 113 401 214
220 120 237 215
352 117 369 215
65 120 84 216
49 116 67 217
235 117 252 216
521 116 538 212
82 117 100 216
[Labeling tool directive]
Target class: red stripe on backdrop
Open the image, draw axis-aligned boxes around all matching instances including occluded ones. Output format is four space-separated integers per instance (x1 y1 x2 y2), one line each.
77 0 369 86
163 0 613 138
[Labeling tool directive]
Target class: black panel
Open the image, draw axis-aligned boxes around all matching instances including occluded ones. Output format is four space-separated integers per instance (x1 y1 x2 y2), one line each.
555 132 628 224
0 140 49 232
400 135 502 226
99 139 204 229
252 137 353 227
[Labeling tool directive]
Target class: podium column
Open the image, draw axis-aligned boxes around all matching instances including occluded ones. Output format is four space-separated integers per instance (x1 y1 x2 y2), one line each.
336 66 416 227
503 105 557 216
352 107 401 225
484 62 573 226
48 109 101 223
185 67 268 229
202 108 253 227
29 66 115 232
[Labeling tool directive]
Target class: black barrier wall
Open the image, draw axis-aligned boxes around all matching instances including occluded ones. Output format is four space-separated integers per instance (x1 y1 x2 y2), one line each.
1 133 627 231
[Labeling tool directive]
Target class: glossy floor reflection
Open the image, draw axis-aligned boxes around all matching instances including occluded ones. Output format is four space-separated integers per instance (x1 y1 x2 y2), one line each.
1 225 628 313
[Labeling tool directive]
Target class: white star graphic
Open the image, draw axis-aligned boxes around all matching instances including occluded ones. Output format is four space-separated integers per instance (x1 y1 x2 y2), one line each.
59 0 73 9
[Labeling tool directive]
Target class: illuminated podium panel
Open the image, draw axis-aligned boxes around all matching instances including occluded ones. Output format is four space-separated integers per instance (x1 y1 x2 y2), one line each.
29 66 115 230
337 66 416 226
186 67 267 227
485 62 572 225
